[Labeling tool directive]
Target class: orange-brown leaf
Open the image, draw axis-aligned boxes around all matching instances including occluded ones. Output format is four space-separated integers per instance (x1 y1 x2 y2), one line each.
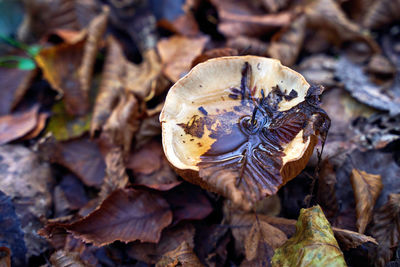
0 105 39 145
370 194 400 267
0 247 11 267
156 241 203 267
191 48 239 67
268 15 307 66
350 168 383 234
41 188 172 246
157 35 208 82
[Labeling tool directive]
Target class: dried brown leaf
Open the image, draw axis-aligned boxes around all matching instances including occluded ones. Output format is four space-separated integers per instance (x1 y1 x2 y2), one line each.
363 0 400 29
191 48 239 67
317 160 339 218
0 105 39 145
158 12 200 37
0 67 36 116
41 188 172 246
0 247 11 267
128 223 195 264
50 250 85 267
351 169 383 234
35 9 108 116
99 147 129 200
211 0 291 37
259 0 289 13
268 15 307 66
245 220 287 261
157 35 208 82
127 141 180 191
51 137 106 187
305 0 379 51
156 241 203 267
20 113 49 140
370 194 400 267
227 36 269 56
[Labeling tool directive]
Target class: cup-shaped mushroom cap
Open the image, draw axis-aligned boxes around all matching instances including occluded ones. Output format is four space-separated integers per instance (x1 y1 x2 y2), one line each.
160 56 330 210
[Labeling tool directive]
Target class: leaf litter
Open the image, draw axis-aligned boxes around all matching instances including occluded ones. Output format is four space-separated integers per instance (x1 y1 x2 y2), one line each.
0 0 399 266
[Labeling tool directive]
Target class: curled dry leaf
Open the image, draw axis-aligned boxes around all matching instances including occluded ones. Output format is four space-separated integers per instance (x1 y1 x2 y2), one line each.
40 188 172 246
268 15 307 66
336 56 400 115
0 247 11 267
304 0 379 52
128 223 195 264
271 205 347 267
127 140 180 191
0 105 39 145
211 0 291 37
363 0 400 30
227 36 269 56
156 241 203 267
35 8 108 116
18 0 100 42
51 137 106 187
245 220 287 261
228 212 287 265
161 56 330 210
50 250 85 267
350 168 383 234
0 191 27 267
0 67 36 116
98 147 129 200
157 35 208 82
370 194 400 267
91 35 158 148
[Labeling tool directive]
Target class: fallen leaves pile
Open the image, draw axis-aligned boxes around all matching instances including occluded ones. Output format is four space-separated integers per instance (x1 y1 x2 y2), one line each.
0 0 399 266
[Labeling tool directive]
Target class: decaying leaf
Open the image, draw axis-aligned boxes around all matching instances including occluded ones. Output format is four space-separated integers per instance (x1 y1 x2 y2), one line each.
259 0 290 13
363 0 400 30
90 35 157 150
191 48 239 67
35 8 108 116
0 145 52 258
227 36 269 56
156 241 203 267
161 56 330 210
0 191 27 267
298 55 338 89
317 160 339 219
17 0 99 42
127 140 180 191
0 67 36 116
271 205 347 267
304 0 378 51
0 105 39 145
128 223 195 264
40 188 172 246
228 212 287 265
51 137 106 187
157 35 208 82
370 194 400 267
211 0 291 37
50 250 86 267
99 147 129 200
45 100 91 141
350 168 383 234
245 220 287 261
335 56 400 115
268 15 307 66
0 247 11 267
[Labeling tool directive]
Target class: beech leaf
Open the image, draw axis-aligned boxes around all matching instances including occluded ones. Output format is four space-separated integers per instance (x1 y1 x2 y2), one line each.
271 205 347 267
41 188 172 246
350 168 383 234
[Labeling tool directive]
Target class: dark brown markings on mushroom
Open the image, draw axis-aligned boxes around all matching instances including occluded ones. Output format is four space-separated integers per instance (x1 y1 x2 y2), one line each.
178 115 212 138
198 106 208 115
197 63 331 205
197 142 203 147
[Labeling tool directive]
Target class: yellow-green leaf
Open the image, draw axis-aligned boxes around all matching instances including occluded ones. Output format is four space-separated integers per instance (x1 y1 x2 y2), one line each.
271 205 347 267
